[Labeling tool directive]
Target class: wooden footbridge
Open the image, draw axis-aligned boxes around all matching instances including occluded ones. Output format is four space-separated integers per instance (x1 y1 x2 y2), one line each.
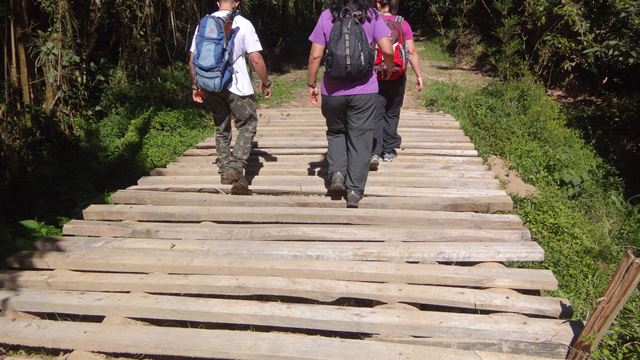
0 108 580 359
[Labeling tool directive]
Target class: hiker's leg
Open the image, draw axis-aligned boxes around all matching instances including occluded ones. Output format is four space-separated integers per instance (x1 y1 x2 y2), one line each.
204 91 233 174
228 93 258 171
321 95 348 176
382 75 406 154
372 93 386 157
345 94 377 194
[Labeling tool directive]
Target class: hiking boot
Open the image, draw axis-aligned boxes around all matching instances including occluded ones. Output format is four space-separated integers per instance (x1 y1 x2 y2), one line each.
369 155 380 171
382 151 397 162
220 171 233 185
225 168 252 195
346 190 362 208
328 171 346 192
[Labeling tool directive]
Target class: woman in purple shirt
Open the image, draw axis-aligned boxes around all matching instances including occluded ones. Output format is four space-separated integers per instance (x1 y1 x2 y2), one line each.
307 0 394 208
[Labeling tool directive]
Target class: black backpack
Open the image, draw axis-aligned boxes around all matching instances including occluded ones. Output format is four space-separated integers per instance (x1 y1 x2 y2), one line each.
325 8 375 79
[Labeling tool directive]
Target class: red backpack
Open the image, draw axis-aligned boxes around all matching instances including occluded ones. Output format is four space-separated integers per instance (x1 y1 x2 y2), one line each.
375 15 408 80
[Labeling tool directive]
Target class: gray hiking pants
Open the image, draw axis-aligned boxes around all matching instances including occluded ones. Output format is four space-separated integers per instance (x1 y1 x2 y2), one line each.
321 93 378 194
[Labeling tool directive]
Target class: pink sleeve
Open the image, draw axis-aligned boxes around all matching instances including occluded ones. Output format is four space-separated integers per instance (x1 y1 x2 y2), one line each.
402 20 414 40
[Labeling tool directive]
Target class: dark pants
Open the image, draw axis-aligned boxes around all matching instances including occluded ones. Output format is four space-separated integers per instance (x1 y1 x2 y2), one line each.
203 90 258 174
321 93 377 194
373 75 406 155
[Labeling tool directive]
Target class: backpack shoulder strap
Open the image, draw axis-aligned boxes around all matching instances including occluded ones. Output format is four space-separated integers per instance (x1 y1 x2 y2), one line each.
395 16 405 41
224 10 238 40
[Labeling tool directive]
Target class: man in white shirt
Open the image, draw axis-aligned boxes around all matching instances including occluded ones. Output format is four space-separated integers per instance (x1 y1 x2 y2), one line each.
189 0 271 195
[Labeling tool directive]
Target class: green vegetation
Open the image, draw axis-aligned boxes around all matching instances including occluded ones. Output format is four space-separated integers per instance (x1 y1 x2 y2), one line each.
255 72 308 107
424 78 640 359
417 38 453 65
0 66 213 259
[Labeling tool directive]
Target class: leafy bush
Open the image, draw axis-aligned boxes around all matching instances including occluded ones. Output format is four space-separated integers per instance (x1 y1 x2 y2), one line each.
424 78 640 358
1 65 212 259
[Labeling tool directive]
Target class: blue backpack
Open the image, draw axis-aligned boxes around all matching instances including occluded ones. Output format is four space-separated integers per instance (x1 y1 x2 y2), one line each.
192 11 238 92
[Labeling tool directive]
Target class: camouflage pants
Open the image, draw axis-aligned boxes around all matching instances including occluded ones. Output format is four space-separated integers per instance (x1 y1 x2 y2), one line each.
203 90 258 174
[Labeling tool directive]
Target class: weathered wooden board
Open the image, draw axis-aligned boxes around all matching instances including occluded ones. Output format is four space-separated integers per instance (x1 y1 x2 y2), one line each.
82 205 523 228
128 184 508 198
63 220 529 242
196 140 475 150
374 337 569 359
0 289 575 345
0 318 558 360
137 175 501 190
112 190 514 212
165 161 490 171
6 250 558 290
185 147 479 157
153 166 497 179
0 270 569 316
33 237 545 262
173 154 484 164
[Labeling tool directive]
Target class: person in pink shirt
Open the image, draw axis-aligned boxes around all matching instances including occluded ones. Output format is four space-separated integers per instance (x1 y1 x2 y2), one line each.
307 0 394 208
370 0 424 169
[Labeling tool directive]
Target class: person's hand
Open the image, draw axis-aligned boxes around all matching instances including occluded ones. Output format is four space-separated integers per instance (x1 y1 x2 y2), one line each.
192 89 204 103
309 85 320 105
416 76 424 92
261 82 272 99
384 67 393 80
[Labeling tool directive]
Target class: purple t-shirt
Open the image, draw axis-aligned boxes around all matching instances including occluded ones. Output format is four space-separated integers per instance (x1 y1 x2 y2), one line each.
309 9 391 96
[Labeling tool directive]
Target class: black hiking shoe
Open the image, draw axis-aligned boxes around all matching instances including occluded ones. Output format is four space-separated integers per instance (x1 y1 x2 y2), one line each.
328 171 346 192
346 190 362 208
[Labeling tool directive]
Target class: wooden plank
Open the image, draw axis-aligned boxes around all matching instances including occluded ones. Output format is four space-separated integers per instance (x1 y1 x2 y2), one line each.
83 205 523 228
0 318 557 360
568 251 640 359
165 161 490 172
185 147 479 157
34 237 545 262
128 184 508 198
137 175 501 190
152 166 497 179
7 250 558 290
0 270 569 316
375 337 569 359
63 220 530 242
173 154 483 164
111 190 514 212
0 288 575 345
196 140 475 150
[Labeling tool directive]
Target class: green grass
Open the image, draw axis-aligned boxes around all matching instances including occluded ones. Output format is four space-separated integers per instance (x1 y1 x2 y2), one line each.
423 78 640 359
255 72 307 107
417 37 454 64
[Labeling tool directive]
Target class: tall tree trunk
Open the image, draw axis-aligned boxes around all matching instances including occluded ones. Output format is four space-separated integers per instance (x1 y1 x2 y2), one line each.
15 0 31 125
3 18 11 106
9 0 19 103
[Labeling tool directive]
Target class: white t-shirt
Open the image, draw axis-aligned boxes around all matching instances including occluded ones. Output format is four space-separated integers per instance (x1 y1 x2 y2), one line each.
190 11 263 96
